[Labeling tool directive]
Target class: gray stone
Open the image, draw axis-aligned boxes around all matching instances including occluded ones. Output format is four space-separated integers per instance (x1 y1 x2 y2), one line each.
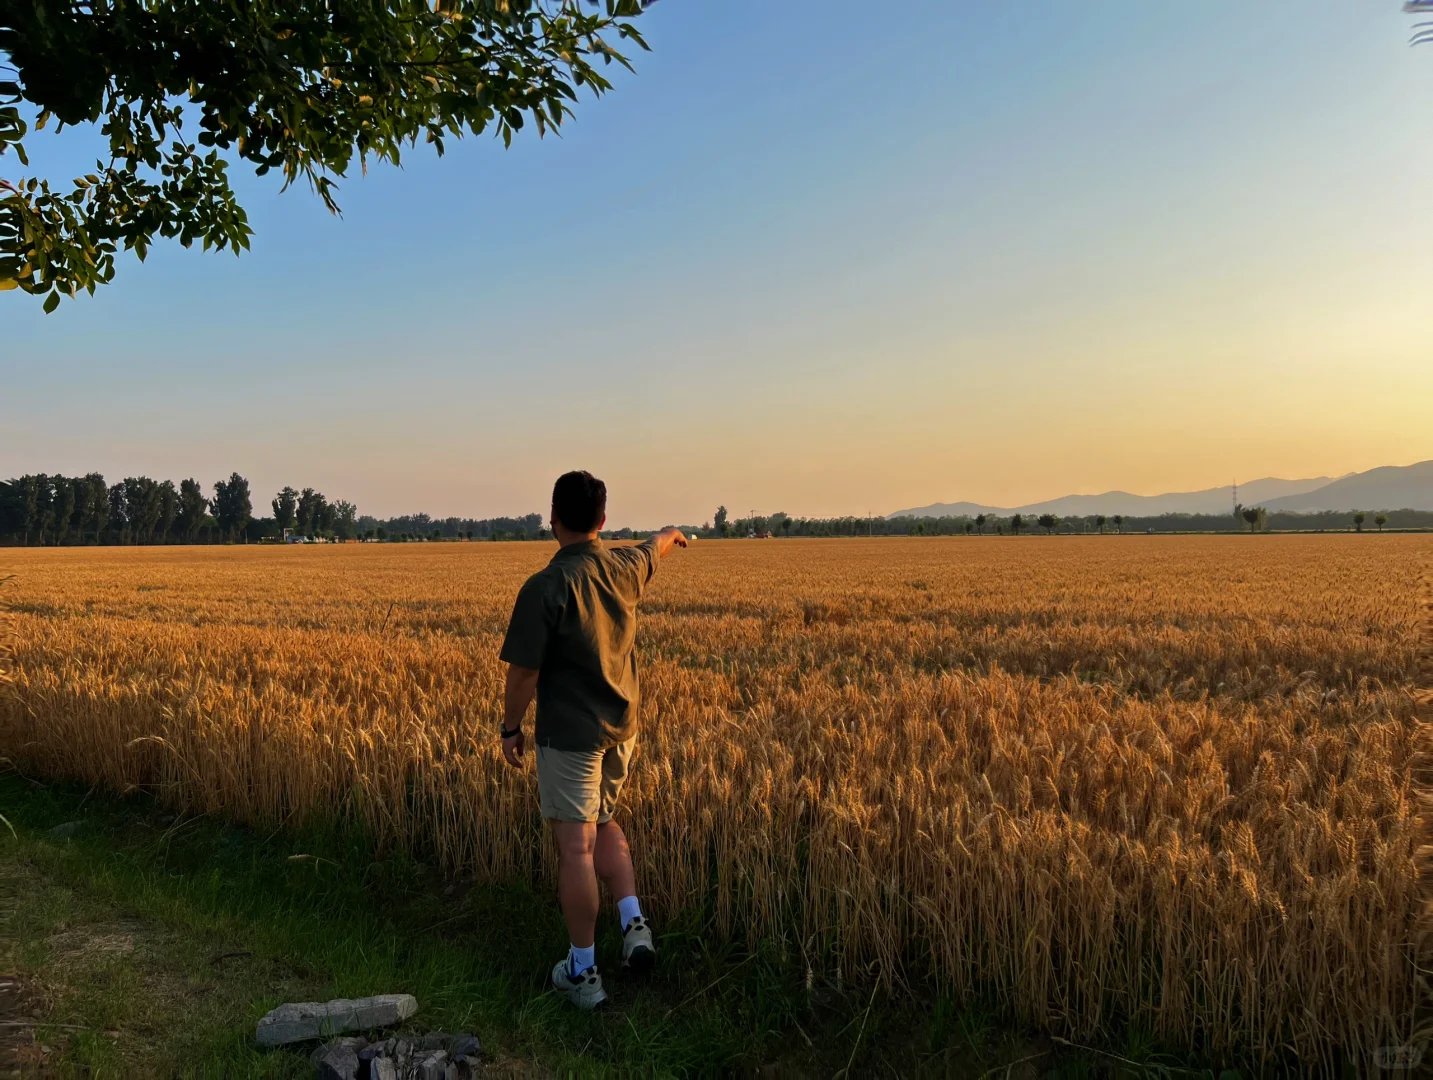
358 1037 394 1062
314 1040 363 1080
417 1050 447 1080
370 1059 398 1080
448 1035 480 1060
309 1036 367 1064
47 821 82 838
255 994 419 1046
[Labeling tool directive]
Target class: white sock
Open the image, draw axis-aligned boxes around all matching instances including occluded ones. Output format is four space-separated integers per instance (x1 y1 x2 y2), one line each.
568 943 596 976
617 895 643 932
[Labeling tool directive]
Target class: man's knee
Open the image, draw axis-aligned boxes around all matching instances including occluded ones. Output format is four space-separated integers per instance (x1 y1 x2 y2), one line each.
595 819 628 849
553 821 597 861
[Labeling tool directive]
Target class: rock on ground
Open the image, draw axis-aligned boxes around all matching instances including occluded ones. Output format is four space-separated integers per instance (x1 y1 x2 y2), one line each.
311 1036 367 1080
307 1032 482 1080
255 994 419 1046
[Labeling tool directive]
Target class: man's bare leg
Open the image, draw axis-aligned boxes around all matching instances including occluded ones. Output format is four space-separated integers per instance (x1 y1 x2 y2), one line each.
593 819 637 901
595 818 654 970
553 821 599 950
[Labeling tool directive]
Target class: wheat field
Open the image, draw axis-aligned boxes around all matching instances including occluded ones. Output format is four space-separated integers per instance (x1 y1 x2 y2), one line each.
2 536 1428 1069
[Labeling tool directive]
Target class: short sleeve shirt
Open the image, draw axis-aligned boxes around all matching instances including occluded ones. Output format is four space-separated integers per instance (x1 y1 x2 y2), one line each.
499 538 660 751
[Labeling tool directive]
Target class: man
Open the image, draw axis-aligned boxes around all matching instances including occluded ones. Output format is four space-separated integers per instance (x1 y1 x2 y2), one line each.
498 470 688 1010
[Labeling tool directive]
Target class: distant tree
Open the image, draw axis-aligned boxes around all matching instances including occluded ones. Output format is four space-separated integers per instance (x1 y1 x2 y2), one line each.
295 487 327 537
376 526 388 542
65 475 95 544
331 500 358 540
272 487 299 535
1375 513 1388 531
155 480 179 542
1353 511 1366 533
1 475 41 545
107 482 129 543
17 475 43 544
84 473 109 542
1112 514 1124 534
714 506 729 537
1037 513 1059 535
122 476 163 542
1011 513 1024 535
312 499 336 536
975 513 987 535
212 473 253 542
175 479 208 542
781 516 793 537
1095 514 1107 534
964 521 974 535
30 475 55 544
50 476 77 545
1241 506 1267 533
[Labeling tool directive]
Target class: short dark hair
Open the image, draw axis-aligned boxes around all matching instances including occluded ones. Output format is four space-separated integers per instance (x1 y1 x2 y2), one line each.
551 470 607 533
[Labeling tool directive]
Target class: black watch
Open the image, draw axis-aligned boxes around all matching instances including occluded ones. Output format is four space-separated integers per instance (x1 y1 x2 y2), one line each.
500 725 522 740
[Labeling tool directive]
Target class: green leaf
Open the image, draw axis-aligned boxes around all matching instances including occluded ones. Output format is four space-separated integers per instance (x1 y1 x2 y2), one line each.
42 290 61 313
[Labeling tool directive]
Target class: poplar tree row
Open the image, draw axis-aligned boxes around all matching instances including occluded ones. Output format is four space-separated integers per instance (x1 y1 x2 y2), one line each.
0 473 258 545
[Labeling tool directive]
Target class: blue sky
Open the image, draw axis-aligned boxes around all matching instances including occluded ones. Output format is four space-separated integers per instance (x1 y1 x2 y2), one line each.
4 2 1431 526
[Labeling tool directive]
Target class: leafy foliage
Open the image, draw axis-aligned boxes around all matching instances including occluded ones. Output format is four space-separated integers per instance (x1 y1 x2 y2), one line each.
0 1 649 307
1241 505 1268 533
210 472 252 540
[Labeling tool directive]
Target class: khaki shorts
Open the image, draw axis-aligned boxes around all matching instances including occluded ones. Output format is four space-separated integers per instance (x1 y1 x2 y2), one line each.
536 738 635 824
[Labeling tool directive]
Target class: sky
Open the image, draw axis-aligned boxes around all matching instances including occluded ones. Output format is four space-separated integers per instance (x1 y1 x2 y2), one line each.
4 2 1432 527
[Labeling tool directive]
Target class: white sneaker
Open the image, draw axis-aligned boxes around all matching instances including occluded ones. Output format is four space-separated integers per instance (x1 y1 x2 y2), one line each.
621 915 656 973
552 959 608 1010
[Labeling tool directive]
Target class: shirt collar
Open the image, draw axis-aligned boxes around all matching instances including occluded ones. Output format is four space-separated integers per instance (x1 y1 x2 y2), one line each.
553 538 603 560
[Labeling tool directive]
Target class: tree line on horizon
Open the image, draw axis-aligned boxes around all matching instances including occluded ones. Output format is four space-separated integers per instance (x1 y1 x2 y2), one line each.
0 472 545 546
706 505 1432 538
5 473 1430 548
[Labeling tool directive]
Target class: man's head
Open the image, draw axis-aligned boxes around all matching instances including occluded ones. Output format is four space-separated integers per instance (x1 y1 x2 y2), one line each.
551 470 607 539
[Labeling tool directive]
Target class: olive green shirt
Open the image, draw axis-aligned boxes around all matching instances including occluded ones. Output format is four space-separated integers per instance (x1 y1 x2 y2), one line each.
500 538 660 751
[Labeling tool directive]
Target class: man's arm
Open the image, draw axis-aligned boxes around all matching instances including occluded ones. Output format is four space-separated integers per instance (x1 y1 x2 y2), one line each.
648 526 688 560
502 663 539 767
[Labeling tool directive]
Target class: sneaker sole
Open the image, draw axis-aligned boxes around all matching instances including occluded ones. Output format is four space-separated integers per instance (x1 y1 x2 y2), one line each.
622 945 656 974
555 985 608 1010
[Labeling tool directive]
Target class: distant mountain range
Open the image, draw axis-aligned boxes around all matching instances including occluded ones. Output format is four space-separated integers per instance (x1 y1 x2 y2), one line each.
889 460 1433 519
